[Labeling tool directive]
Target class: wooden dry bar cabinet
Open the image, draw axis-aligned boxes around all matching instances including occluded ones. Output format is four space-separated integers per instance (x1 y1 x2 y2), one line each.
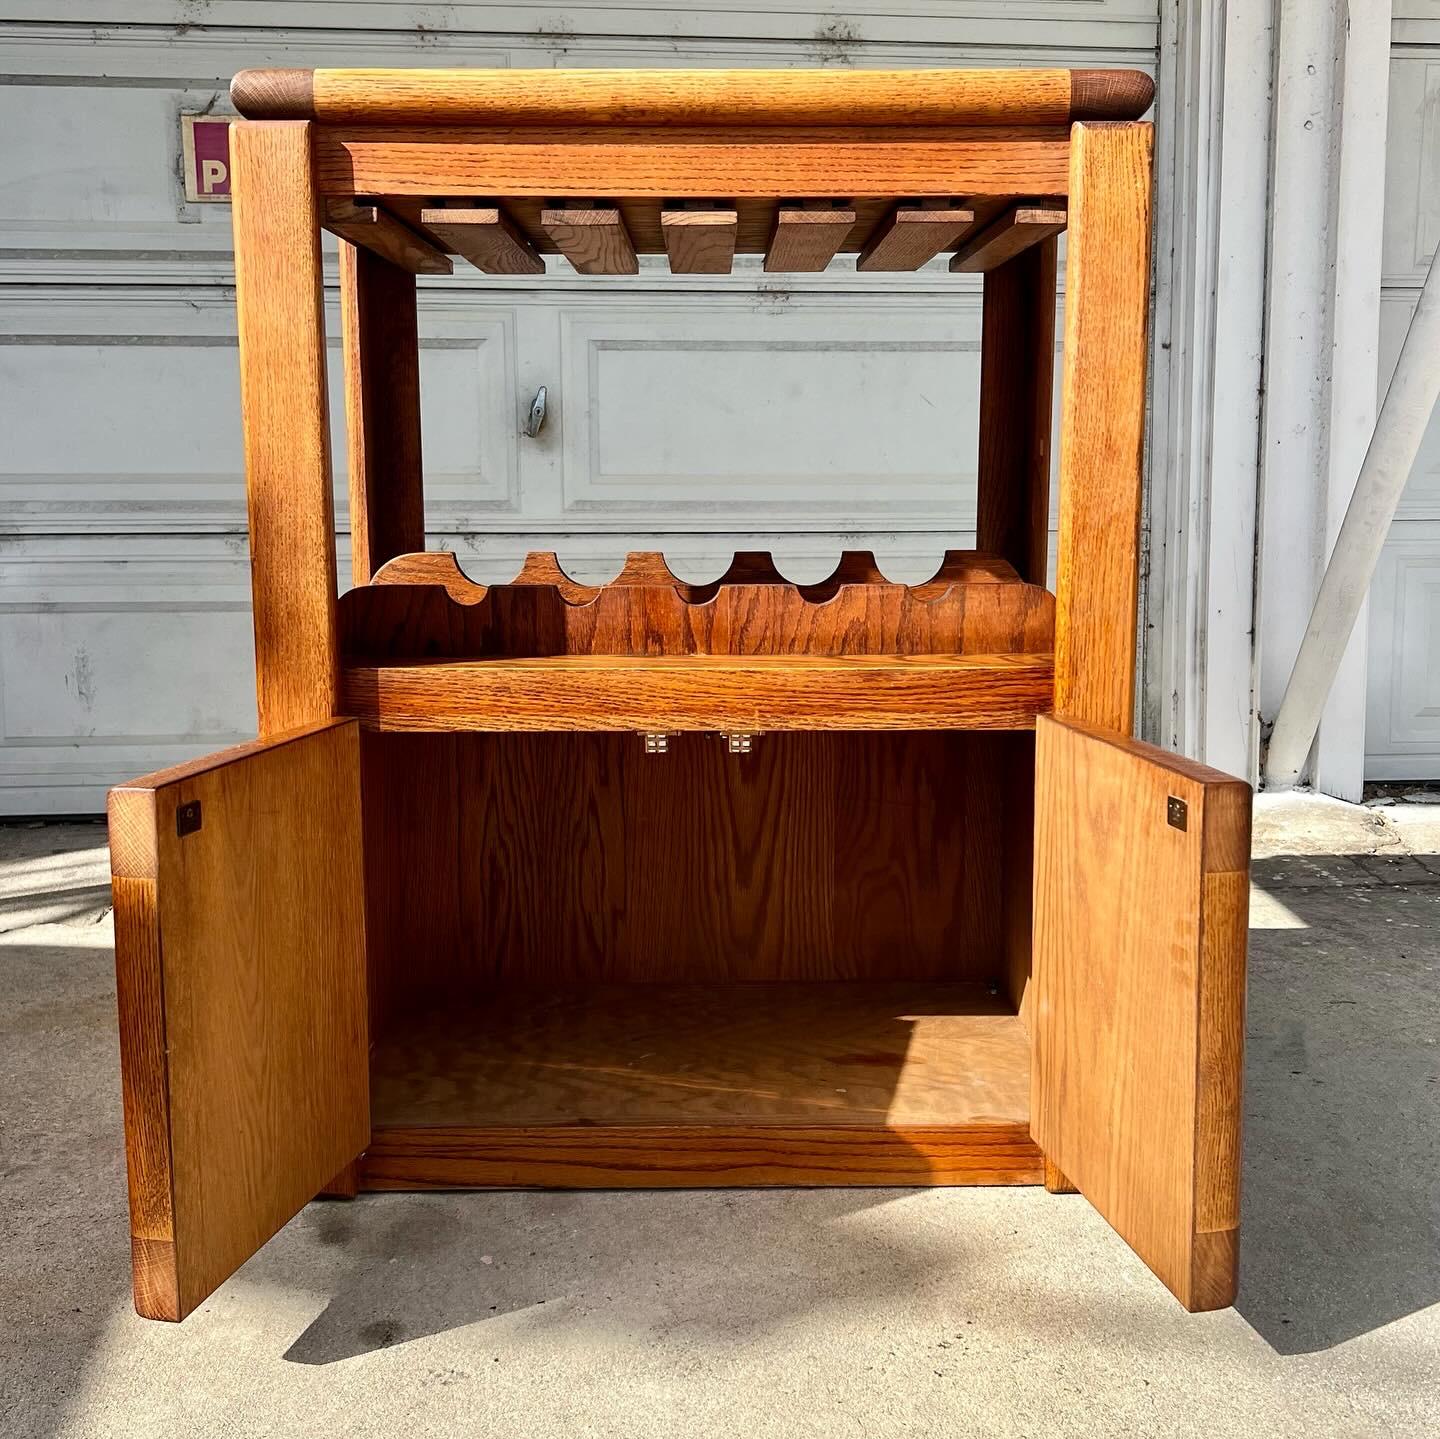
107 66 1253 1322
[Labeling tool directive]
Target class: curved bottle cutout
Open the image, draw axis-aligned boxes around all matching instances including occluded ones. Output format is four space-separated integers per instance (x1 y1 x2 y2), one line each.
369 551 488 605
340 547 1055 663
511 552 601 605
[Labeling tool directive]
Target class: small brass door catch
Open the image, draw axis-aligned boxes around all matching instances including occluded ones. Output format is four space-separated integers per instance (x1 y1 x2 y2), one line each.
1166 795 1188 832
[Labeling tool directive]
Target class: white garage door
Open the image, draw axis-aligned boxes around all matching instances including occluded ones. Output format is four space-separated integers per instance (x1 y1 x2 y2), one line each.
1368 30 1440 781
0 2 1158 813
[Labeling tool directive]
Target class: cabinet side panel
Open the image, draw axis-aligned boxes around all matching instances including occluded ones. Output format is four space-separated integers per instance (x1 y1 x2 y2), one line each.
360 730 463 1036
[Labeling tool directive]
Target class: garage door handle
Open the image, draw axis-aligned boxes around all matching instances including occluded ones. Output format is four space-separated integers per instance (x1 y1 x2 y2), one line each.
523 385 547 438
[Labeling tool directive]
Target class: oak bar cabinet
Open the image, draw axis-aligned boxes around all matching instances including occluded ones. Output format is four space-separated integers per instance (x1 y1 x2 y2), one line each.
107 65 1253 1323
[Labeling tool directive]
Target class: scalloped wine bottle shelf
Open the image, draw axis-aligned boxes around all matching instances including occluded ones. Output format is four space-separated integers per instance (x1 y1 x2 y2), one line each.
335 549 1057 731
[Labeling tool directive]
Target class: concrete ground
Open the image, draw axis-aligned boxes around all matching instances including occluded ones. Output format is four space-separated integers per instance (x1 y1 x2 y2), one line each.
1 794 1438 1438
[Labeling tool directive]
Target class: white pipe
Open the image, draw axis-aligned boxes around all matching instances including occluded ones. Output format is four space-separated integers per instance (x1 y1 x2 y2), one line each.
1264 245 1440 789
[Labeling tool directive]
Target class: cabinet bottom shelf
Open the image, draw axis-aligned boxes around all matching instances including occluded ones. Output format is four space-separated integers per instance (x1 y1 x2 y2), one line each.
362 982 1042 1189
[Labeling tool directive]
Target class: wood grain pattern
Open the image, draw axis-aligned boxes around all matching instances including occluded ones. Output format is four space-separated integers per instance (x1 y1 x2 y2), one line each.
540 204 638 274
318 1160 360 1198
342 652 1053 732
1043 1157 1079 1193
976 237 1058 584
361 982 1041 1188
764 203 857 271
1053 123 1154 730
995 735 1037 1024
339 549 1055 663
1070 69 1157 122
362 1124 1043 1189
357 731 1028 1012
387 193 1008 258
108 721 369 1320
230 122 340 736
373 984 1030 1126
949 201 1067 272
338 242 426 585
314 127 1072 201
661 205 739 274
358 731 461 1039
322 198 452 275
856 201 974 272
1031 714 1251 1311
368 550 491 603
232 66 1153 126
110 869 179 1320
418 204 545 274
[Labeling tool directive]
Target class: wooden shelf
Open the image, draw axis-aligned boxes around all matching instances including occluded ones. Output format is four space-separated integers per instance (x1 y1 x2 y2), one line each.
341 651 1053 733
364 982 1041 1189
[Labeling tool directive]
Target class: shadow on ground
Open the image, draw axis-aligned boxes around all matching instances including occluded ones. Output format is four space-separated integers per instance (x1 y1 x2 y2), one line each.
3 821 1438 1432
275 1185 953 1365
1237 852 1440 1353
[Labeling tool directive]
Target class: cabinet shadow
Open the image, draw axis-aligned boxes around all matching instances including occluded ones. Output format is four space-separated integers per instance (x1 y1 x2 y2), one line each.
277 1186 969 1366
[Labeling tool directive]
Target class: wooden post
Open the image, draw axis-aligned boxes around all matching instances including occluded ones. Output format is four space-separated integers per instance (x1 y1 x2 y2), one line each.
1053 121 1154 732
339 242 427 584
230 120 339 735
975 235 1058 585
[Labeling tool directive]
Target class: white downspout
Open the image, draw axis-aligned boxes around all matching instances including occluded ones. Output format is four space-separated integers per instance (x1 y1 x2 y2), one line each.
1263 246 1440 791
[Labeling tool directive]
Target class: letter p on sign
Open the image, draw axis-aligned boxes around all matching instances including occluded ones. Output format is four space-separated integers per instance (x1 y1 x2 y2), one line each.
181 115 232 203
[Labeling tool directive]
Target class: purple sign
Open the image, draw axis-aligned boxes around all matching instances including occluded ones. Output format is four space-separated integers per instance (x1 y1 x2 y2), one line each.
181 115 232 202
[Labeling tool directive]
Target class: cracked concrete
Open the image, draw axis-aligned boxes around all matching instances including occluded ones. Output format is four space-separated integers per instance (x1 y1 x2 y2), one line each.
1 797 1437 1438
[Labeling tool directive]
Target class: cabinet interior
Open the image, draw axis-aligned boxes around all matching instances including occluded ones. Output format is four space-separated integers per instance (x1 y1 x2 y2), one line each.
358 722 1040 1183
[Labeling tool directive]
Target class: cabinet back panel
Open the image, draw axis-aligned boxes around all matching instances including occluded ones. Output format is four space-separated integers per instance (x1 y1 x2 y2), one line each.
361 731 1031 1027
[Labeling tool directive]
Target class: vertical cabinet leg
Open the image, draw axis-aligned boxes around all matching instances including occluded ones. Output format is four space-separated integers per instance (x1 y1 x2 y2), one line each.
230 120 340 736
339 242 427 585
976 236 1058 586
1052 121 1154 732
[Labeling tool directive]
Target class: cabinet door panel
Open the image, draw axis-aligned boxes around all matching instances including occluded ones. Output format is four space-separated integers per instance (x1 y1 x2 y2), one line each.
108 720 368 1321
1032 714 1251 1311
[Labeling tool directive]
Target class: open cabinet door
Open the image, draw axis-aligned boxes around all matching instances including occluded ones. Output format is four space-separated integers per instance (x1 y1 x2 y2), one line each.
1032 714 1252 1311
108 720 368 1321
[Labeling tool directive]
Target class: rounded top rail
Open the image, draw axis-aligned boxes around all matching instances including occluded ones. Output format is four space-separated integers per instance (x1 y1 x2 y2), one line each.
231 67 1154 127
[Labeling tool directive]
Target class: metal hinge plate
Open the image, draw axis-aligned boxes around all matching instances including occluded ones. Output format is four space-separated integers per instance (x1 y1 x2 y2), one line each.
176 800 202 837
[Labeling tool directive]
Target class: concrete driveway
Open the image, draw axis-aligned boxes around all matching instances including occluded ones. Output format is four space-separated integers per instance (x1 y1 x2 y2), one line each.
1 794 1437 1437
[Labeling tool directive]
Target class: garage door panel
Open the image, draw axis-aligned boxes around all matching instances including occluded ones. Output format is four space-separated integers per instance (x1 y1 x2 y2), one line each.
0 11 1153 811
0 297 518 539
557 301 1055 528
1370 43 1440 779
1366 532 1440 778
